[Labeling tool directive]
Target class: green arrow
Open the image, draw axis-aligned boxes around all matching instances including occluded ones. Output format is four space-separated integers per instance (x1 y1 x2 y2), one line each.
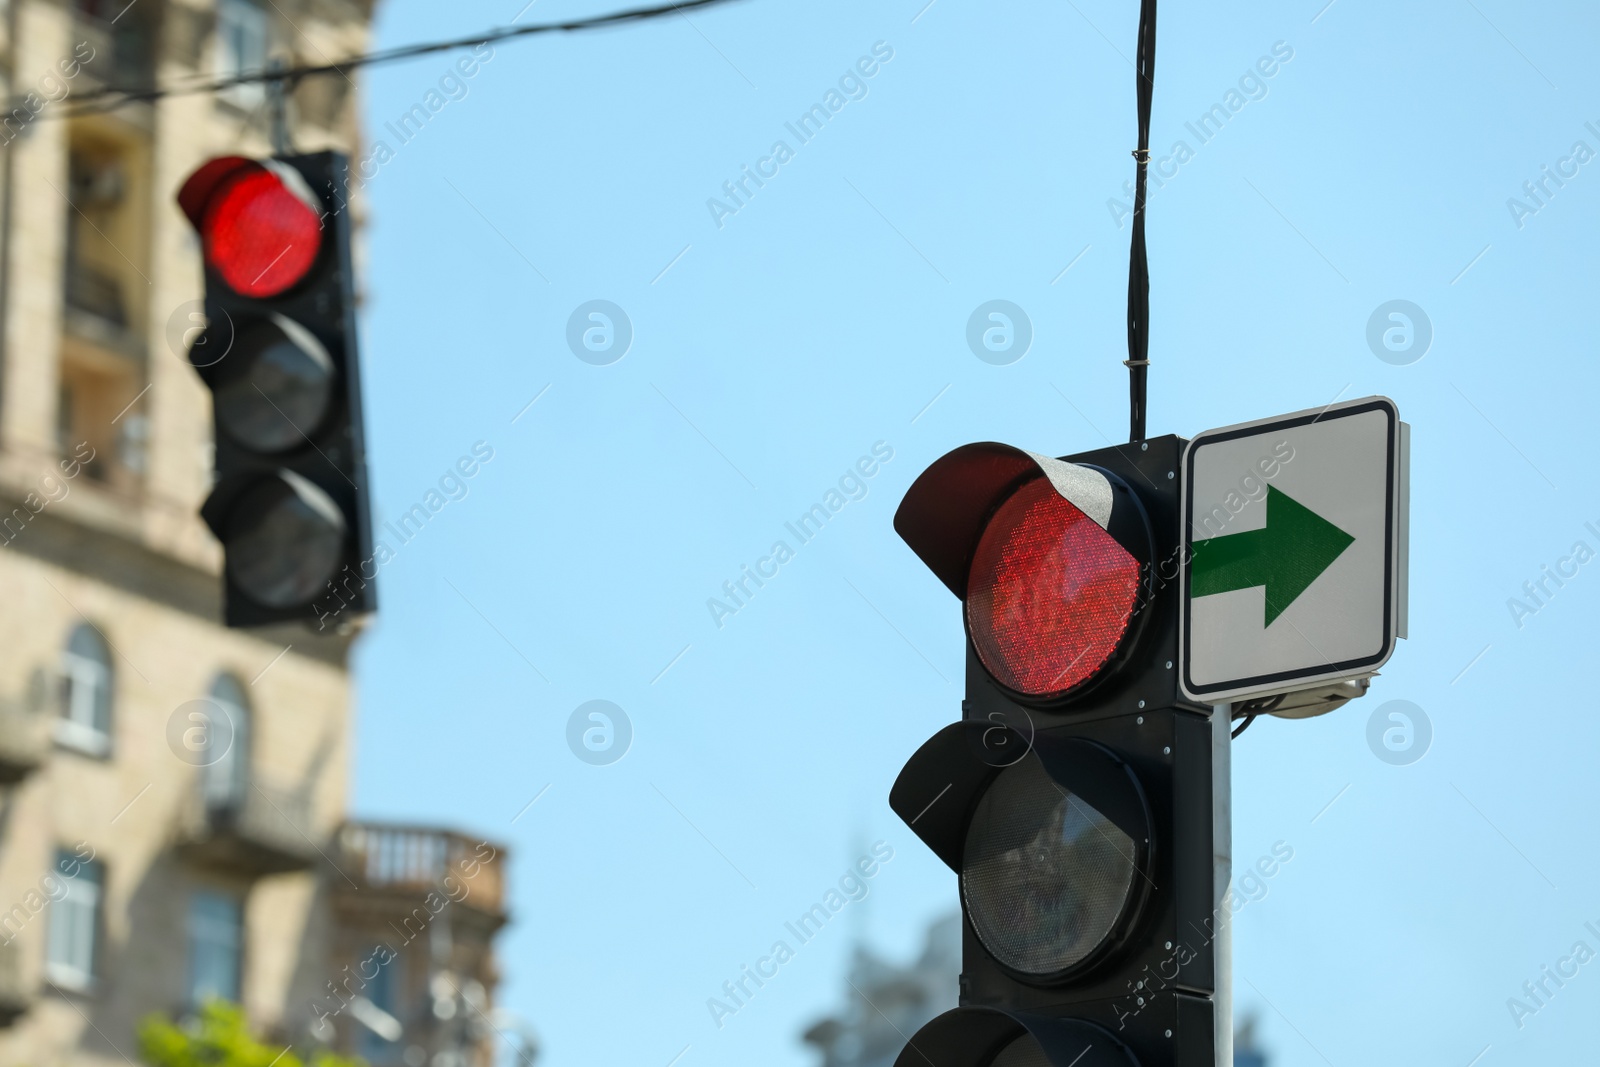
1190 486 1355 626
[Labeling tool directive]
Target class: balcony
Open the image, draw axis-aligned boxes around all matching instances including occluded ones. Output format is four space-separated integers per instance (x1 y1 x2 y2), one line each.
333 823 507 924
0 699 50 784
175 782 320 877
328 826 508 1067
0 940 30 1026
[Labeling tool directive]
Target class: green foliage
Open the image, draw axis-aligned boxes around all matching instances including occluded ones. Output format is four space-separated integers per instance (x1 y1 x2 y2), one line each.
138 1000 365 1067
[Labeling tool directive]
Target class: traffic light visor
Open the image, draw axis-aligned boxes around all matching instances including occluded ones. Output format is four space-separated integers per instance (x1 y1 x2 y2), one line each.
890 726 1154 985
889 1006 1138 1067
895 443 1152 701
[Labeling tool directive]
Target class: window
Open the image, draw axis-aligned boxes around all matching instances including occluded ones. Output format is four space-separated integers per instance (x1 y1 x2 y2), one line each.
188 890 243 1005
72 0 155 89
59 133 148 491
45 849 103 990
216 0 269 108
201 674 251 812
64 151 129 327
358 948 402 1063
57 624 113 756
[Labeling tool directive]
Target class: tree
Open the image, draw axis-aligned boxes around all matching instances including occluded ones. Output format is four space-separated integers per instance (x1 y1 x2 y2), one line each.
139 1001 365 1067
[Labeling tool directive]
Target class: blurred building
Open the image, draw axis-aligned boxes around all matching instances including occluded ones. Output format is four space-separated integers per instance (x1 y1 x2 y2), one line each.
0 3 510 1067
1234 1013 1268 1067
802 914 960 1067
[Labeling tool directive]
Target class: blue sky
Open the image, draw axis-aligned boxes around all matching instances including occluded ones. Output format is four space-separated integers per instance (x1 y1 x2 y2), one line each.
348 1 1600 1063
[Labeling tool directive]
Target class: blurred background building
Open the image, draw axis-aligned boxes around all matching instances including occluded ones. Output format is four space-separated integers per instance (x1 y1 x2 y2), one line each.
1233 1013 1269 1067
801 914 960 1067
0 2 515 1066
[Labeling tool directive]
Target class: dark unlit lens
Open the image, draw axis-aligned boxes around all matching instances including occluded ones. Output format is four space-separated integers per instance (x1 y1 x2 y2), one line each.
225 473 345 609
215 318 334 454
960 753 1137 976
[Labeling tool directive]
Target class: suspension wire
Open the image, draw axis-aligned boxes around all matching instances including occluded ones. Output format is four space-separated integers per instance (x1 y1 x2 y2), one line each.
1124 0 1157 442
41 0 748 120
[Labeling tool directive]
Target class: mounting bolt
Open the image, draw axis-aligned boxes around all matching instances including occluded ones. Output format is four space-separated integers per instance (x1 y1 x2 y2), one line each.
1167 471 1175 480
1137 699 1146 709
1140 442 1149 451
1136 716 1144 725
1165 660 1173 669
1165 1030 1173 1038
1163 746 1171 755
1164 941 1173 950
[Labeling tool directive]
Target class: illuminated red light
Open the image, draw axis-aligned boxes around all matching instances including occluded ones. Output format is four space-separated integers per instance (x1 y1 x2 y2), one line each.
202 168 323 298
966 476 1141 697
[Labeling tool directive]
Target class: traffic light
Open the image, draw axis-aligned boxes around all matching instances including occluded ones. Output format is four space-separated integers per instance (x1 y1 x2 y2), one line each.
888 437 1224 1067
177 153 375 628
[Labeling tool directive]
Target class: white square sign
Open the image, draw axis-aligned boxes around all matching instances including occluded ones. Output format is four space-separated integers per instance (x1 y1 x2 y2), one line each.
1179 396 1409 704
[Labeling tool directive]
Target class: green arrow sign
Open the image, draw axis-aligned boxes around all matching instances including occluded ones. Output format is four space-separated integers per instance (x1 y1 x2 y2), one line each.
1190 486 1356 626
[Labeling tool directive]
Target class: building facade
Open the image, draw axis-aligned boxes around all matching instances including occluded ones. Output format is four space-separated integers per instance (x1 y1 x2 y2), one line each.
0 3 509 1066
801 915 961 1067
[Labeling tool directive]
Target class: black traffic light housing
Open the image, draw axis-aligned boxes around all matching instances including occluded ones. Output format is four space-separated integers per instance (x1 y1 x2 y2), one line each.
889 436 1224 1067
178 151 375 629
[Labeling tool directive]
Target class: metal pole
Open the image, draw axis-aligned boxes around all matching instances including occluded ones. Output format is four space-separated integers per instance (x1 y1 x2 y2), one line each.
267 57 292 156
1212 702 1233 1067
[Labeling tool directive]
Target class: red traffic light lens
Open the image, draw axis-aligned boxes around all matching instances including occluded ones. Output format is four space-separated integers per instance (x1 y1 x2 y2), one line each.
202 168 323 297
966 476 1141 698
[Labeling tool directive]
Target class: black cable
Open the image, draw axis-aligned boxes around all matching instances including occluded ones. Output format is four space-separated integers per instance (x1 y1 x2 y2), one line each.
1124 0 1157 443
1234 693 1284 717
1229 692 1283 739
45 0 749 120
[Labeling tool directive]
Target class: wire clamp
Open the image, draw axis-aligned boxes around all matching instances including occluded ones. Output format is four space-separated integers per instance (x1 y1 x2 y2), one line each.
1131 148 1151 163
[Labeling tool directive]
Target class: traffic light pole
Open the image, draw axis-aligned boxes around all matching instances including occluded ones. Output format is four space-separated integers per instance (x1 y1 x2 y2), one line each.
1210 703 1232 1067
